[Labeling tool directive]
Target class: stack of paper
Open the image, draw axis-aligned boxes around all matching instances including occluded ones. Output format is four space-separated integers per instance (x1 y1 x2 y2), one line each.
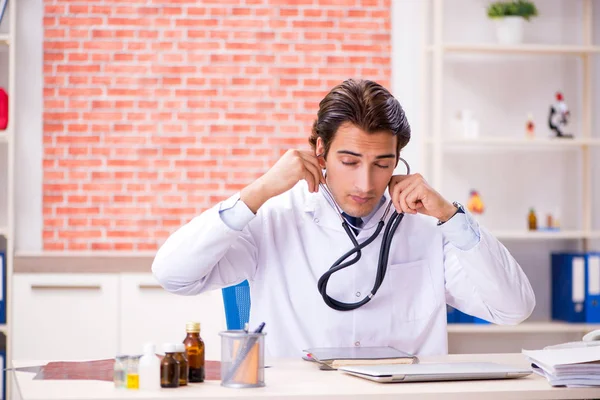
523 346 600 387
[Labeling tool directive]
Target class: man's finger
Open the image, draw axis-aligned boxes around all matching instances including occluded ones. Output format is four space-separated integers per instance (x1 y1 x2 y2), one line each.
300 152 326 184
398 180 421 214
405 185 423 211
389 174 416 194
303 159 323 192
303 169 317 193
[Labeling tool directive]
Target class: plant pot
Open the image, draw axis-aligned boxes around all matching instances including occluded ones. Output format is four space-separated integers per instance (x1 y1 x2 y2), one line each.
493 16 524 45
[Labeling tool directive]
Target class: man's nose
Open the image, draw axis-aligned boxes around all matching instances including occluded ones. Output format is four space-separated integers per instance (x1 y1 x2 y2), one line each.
355 167 374 193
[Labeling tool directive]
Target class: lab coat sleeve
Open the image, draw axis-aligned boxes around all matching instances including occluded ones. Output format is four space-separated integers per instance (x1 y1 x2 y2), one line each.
152 192 262 296
443 210 536 325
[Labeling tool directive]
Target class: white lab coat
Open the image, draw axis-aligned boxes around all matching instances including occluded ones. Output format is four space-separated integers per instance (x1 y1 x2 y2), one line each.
152 181 535 359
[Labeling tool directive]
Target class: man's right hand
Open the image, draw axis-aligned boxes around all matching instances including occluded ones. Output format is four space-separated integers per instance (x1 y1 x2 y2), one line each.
240 149 326 214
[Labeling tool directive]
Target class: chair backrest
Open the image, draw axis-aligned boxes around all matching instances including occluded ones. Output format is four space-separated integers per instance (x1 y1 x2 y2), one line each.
221 280 251 330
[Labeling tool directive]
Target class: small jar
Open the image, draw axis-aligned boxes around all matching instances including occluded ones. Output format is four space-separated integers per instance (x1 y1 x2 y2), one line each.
126 355 141 389
161 343 180 388
174 343 189 386
113 355 128 389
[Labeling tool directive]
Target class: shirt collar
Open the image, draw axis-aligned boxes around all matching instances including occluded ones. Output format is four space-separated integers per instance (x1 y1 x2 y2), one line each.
304 186 391 235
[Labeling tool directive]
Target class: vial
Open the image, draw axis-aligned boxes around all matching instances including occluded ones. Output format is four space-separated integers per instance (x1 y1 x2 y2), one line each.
183 322 205 382
113 355 127 389
174 343 189 386
161 343 180 388
126 355 141 389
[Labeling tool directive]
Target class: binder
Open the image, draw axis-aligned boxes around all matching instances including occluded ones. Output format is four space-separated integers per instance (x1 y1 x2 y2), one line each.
585 253 600 323
0 333 5 400
446 305 490 324
0 252 4 325
551 253 586 323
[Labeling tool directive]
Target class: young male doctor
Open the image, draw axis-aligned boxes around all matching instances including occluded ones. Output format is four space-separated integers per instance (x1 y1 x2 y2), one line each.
152 79 536 358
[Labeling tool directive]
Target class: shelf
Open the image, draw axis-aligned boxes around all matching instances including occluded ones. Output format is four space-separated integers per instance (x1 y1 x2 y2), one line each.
429 43 600 55
448 321 600 334
426 137 600 150
491 230 597 240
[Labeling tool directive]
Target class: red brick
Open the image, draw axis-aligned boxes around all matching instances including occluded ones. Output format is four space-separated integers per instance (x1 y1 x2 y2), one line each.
42 0 392 250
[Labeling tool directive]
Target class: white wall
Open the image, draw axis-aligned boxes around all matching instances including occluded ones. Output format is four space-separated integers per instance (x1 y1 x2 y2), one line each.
14 0 43 252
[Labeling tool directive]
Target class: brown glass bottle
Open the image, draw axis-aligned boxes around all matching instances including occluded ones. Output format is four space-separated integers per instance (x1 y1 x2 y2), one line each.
183 322 205 382
174 343 188 386
160 344 180 388
528 208 537 231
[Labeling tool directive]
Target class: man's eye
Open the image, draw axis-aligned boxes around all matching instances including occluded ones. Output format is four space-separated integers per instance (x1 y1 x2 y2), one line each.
341 161 357 166
375 164 390 169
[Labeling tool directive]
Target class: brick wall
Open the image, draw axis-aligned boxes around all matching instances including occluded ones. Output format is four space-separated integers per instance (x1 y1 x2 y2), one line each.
42 0 392 251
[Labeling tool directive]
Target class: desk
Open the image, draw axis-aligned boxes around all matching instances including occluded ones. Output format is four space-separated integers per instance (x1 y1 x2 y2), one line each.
13 353 600 400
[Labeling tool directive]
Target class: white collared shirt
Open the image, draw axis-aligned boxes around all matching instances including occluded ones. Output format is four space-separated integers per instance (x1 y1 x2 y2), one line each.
152 181 535 359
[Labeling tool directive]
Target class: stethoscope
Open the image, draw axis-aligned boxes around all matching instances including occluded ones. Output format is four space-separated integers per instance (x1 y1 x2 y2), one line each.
315 156 411 312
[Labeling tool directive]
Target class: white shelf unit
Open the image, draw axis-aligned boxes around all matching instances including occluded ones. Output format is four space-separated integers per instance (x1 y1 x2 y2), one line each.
422 0 597 242
428 43 600 55
448 321 600 334
0 1 16 399
422 0 598 342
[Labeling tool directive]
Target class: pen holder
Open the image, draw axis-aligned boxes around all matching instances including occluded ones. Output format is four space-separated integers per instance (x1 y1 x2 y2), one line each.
219 330 266 388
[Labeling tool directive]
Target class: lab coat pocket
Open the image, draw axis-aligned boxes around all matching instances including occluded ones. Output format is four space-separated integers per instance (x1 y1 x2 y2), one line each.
388 260 436 322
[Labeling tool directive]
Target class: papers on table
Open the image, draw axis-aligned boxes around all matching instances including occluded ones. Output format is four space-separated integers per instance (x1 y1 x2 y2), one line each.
523 346 600 387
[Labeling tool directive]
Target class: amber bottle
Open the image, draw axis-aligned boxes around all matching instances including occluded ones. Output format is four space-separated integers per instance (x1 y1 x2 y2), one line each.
160 343 180 388
528 208 537 231
183 322 205 382
174 343 189 386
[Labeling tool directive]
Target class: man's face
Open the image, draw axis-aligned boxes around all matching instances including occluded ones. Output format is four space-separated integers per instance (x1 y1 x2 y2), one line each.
317 122 397 218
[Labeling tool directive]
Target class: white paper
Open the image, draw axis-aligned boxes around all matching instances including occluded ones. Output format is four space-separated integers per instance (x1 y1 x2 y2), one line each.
573 257 585 303
589 256 600 296
523 346 600 368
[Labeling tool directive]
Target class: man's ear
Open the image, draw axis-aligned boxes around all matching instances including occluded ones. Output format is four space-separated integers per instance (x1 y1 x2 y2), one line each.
316 137 326 168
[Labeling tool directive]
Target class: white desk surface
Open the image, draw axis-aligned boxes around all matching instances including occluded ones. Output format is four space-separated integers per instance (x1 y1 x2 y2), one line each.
13 353 600 400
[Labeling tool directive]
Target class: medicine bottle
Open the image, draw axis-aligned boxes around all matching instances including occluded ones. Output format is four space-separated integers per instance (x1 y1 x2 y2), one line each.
161 343 180 388
174 343 189 386
139 343 161 390
126 355 141 389
113 355 128 389
183 322 205 382
528 208 537 230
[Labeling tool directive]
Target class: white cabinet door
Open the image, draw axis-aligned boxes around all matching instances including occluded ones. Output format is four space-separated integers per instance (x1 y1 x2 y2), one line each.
119 274 226 361
13 274 119 361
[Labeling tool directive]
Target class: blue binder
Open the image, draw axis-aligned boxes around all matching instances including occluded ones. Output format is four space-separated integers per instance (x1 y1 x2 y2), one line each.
551 252 586 323
585 252 600 323
0 252 5 325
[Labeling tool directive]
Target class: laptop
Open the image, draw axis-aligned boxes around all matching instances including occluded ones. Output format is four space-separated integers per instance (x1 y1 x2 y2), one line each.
338 362 532 383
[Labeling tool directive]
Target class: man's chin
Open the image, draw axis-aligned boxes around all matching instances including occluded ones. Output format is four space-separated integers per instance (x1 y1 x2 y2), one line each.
341 200 378 218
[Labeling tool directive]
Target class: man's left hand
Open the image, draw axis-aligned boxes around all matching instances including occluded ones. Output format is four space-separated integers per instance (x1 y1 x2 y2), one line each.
388 174 457 222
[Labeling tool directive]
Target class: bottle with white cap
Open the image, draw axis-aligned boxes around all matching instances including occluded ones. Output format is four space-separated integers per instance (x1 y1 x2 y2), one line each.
174 343 189 386
161 343 180 388
138 342 160 390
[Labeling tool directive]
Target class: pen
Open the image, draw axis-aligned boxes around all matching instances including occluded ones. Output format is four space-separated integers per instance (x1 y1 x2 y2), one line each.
223 322 266 383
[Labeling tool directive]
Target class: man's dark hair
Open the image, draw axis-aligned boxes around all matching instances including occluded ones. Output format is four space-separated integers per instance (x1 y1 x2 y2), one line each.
308 79 411 161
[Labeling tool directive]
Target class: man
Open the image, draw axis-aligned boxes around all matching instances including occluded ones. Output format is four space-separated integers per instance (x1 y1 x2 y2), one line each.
152 79 535 358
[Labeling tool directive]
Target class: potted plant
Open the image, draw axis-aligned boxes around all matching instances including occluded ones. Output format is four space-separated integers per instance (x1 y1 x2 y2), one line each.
487 0 538 45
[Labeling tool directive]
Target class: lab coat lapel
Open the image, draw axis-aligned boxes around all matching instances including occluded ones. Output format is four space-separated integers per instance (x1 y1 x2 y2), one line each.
304 189 393 235
304 190 346 233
